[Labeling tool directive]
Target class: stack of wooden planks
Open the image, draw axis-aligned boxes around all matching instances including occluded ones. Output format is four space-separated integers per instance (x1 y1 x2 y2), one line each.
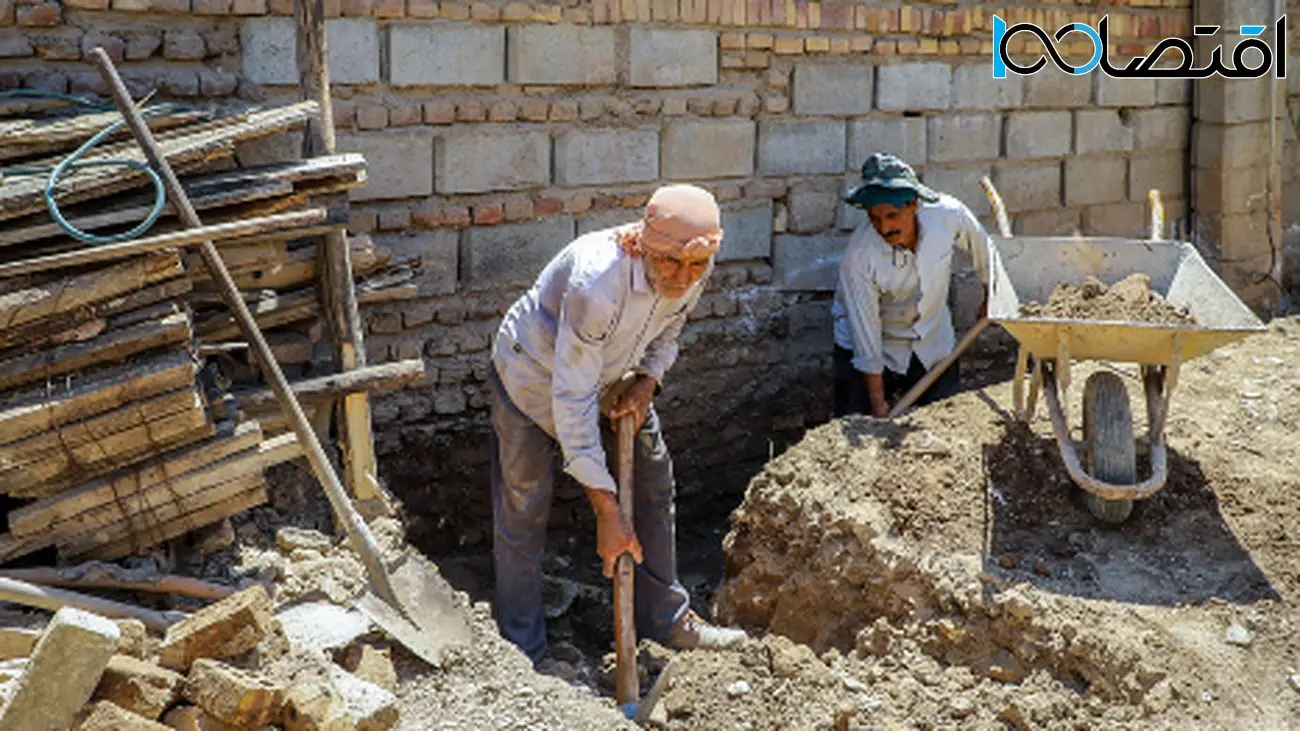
0 95 423 565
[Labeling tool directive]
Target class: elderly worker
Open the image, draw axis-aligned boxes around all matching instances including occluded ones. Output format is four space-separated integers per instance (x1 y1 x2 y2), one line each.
488 183 748 668
831 152 993 419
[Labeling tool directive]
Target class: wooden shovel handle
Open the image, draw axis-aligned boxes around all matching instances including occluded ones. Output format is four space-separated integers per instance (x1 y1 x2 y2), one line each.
613 412 639 706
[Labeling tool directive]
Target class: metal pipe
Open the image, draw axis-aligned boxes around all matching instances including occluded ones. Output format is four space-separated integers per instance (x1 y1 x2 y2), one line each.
1268 0 1284 304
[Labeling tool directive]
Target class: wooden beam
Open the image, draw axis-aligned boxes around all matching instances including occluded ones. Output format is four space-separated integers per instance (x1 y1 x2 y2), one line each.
233 359 425 412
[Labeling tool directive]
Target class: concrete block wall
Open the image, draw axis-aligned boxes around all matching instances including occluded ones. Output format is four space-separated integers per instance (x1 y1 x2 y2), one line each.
1283 0 1300 299
3 0 1244 547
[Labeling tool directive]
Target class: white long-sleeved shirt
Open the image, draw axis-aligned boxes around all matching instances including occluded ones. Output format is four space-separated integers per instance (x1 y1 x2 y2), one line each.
492 224 709 493
832 193 992 375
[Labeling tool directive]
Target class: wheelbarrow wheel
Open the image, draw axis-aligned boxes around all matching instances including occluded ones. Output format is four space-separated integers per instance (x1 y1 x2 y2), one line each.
1081 372 1136 524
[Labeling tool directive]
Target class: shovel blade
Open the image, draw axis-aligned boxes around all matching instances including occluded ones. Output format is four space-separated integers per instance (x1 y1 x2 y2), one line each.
353 552 471 668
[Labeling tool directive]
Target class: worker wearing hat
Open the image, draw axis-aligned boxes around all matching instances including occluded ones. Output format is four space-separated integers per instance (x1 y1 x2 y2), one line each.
832 152 994 418
488 184 748 669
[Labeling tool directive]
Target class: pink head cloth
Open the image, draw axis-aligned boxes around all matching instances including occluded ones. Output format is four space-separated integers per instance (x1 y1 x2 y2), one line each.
617 184 723 258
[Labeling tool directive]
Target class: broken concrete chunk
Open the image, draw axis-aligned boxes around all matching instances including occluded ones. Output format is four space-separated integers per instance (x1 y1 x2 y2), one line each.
159 584 277 670
94 654 184 719
329 664 400 731
276 526 333 554
183 658 285 728
0 607 121 731
276 601 373 656
341 643 398 693
283 681 352 731
160 705 243 731
77 700 172 731
0 627 40 660
113 619 152 660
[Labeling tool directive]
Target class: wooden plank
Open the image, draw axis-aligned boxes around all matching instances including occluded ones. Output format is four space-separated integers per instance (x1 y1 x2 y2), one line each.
0 309 191 392
0 251 183 331
0 102 319 224
0 351 197 447
233 359 425 412
0 208 326 279
40 433 298 548
8 421 263 539
182 241 289 281
0 110 211 162
192 234 385 292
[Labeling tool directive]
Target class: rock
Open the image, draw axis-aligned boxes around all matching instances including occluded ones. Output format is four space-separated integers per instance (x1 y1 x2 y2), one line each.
948 696 975 719
276 602 373 656
725 680 751 696
290 548 325 563
0 607 121 731
93 654 184 719
1224 623 1254 647
159 585 277 670
1288 673 1300 693
283 681 351 731
276 526 333 553
113 619 152 660
986 649 1027 683
77 700 172 730
764 634 827 680
329 664 400 731
341 643 398 693
998 554 1017 569
192 518 237 555
183 659 285 727
160 705 242 730
0 627 39 660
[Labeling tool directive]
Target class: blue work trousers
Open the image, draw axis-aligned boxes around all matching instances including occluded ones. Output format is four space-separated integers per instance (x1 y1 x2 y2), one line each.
487 365 690 666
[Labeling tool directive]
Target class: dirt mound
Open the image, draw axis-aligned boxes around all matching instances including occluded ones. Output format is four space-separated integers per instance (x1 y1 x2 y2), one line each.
1021 273 1195 324
690 316 1300 729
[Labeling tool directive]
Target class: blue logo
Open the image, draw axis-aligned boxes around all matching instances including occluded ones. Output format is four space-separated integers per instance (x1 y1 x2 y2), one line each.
992 14 1287 79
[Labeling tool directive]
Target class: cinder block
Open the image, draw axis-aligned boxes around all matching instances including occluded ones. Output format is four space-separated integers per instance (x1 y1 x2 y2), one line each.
1195 121 1271 169
0 607 120 731
507 25 615 85
390 24 504 86
375 231 458 296
627 28 717 87
337 129 434 202
927 113 1000 163
555 127 658 186
1129 153 1186 202
661 119 756 180
758 120 846 175
876 62 951 111
1074 109 1135 155
950 64 1023 110
1023 72 1091 108
577 210 635 235
787 183 839 233
240 17 378 85
1134 107 1190 150
792 62 874 116
992 162 1062 213
1081 202 1147 238
921 164 991 217
1016 208 1081 236
1094 75 1156 108
1156 79 1191 105
1196 74 1282 124
158 585 275 671
435 129 550 194
1004 111 1071 159
847 117 927 169
462 217 577 290
1064 157 1129 206
1195 166 1269 215
772 232 849 291
836 173 868 231
718 200 774 261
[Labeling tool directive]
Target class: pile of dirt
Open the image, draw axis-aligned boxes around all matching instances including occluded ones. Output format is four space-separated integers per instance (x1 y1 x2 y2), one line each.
1021 273 1196 324
677 314 1300 729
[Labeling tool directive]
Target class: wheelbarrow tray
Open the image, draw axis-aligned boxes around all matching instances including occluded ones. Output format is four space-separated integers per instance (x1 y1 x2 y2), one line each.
986 236 1266 364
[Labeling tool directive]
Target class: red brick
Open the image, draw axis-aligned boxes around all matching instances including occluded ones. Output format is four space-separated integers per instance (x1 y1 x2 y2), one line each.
267 0 291 13
27 70 67 91
373 0 403 15
16 2 59 26
356 104 388 129
198 68 238 97
407 0 437 17
340 0 371 14
422 101 455 124
769 0 784 25
231 0 265 13
161 70 200 97
534 197 564 216
62 0 109 9
487 100 517 122
82 34 124 63
149 0 189 11
378 208 411 231
191 0 232 13
472 203 504 225
163 30 205 60
203 28 237 56
549 101 579 122
518 99 549 121
333 101 356 129
33 32 82 60
565 195 592 214
456 100 486 122
412 204 471 228
389 104 421 126
469 1 496 20
349 210 378 233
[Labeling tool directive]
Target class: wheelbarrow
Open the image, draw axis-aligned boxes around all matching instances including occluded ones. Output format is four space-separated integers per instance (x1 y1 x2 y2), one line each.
985 195 1267 523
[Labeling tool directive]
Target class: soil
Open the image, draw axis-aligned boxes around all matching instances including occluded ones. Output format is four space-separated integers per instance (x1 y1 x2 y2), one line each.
1021 274 1196 325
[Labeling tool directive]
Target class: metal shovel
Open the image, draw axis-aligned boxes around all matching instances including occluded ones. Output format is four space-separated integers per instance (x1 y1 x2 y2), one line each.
89 49 471 666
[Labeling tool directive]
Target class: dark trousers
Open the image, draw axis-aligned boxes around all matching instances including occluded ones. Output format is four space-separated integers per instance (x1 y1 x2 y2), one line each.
487 365 690 666
833 346 962 418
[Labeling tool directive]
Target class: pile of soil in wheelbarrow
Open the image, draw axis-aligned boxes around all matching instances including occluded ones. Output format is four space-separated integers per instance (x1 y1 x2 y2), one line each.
1021 273 1196 324
669 314 1299 730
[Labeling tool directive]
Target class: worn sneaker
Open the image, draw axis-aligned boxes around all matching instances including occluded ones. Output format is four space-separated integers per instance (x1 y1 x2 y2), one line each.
664 609 748 651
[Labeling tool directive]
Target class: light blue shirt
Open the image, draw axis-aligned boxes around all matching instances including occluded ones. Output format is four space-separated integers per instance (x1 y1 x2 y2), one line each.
832 193 992 375
492 225 709 493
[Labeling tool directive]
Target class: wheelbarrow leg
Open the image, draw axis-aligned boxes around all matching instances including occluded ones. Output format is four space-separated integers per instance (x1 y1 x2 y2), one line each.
1012 347 1028 420
1024 357 1043 423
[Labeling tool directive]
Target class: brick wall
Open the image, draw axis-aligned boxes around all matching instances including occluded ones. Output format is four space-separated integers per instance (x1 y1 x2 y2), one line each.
1284 0 1300 298
5 0 1266 548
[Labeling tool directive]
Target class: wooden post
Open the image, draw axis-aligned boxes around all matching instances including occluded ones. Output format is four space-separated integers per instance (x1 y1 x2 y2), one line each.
295 0 381 501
